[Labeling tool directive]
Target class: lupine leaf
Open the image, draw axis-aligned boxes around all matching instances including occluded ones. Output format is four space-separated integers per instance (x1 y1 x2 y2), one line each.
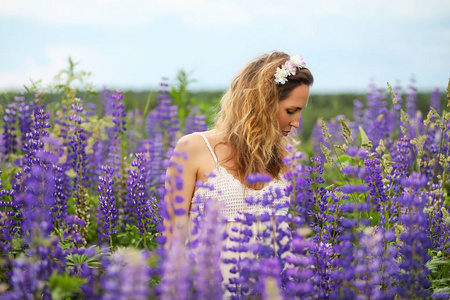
49 272 88 300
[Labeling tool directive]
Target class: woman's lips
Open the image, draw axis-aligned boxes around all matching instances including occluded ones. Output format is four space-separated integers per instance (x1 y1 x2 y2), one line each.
282 131 290 136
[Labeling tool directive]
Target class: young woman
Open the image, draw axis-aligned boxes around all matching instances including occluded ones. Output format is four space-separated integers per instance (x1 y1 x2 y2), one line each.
163 51 314 289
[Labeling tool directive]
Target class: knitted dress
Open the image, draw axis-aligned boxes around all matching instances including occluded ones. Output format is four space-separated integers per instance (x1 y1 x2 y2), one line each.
189 132 291 294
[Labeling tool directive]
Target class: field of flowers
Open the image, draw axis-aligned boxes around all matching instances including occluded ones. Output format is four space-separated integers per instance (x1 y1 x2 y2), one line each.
0 62 449 299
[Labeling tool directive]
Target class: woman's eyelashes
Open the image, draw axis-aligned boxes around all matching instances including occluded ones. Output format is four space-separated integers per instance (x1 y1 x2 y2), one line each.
287 108 302 115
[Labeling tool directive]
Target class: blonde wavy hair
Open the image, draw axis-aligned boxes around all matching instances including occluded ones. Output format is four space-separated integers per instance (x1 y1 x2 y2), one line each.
215 51 314 188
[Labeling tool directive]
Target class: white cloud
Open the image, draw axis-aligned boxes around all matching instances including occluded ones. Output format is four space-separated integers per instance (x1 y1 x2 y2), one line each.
0 45 106 90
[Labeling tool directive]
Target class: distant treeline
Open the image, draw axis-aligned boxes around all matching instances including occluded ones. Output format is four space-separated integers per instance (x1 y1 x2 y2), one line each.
0 89 444 142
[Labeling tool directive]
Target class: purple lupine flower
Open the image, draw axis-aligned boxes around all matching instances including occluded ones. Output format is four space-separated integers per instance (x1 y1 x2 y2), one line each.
140 135 165 191
390 137 412 194
68 97 90 245
20 161 57 241
5 256 45 299
1 186 23 256
341 184 370 194
311 240 335 298
0 173 19 254
363 83 389 148
85 102 98 116
366 82 387 122
377 229 401 299
430 88 441 113
331 229 399 299
371 107 391 149
395 183 432 298
405 76 417 119
6 238 66 300
51 165 69 230
424 184 449 253
105 89 127 176
100 86 113 116
2 102 18 158
246 173 272 184
308 184 357 298
126 153 159 247
184 107 207 134
255 258 282 300
15 111 59 242
21 109 52 171
96 165 118 246
307 156 325 185
363 83 386 135
364 155 389 211
329 238 356 299
146 78 180 152
101 248 151 300
311 120 326 155
282 234 315 299
310 189 336 297
16 95 34 151
144 79 180 200
352 99 365 132
159 235 193 300
283 149 313 228
223 212 258 299
191 198 225 300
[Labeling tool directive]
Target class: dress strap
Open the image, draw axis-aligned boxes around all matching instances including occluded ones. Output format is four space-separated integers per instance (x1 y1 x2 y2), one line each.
195 132 219 167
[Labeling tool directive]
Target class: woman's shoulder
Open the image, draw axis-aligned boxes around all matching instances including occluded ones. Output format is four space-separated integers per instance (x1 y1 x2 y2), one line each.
174 130 216 157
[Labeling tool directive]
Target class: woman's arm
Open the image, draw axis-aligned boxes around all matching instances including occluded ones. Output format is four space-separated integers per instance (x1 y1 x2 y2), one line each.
163 134 199 249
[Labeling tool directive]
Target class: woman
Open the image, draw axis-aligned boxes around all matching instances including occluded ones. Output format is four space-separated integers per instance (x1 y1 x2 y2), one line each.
163 51 314 290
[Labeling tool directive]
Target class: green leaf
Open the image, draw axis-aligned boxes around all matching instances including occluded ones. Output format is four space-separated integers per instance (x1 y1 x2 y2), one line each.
433 287 450 295
358 126 369 146
49 272 88 300
338 154 350 164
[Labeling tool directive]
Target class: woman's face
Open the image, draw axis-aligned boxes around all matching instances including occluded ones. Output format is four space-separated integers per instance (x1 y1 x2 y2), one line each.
277 84 310 136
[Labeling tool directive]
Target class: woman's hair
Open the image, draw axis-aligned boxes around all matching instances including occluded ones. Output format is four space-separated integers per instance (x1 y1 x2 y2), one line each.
215 51 314 188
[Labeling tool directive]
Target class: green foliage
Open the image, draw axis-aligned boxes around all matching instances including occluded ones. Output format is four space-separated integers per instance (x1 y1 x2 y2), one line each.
52 57 96 97
170 69 195 127
66 246 103 270
427 251 450 298
49 272 88 300
115 224 158 249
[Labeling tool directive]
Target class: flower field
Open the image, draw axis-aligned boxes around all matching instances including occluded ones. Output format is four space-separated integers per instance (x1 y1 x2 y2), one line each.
0 63 449 299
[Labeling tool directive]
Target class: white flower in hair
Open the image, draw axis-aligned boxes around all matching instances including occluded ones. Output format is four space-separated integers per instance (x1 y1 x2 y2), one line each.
274 67 289 85
283 61 297 76
274 55 307 85
289 55 306 68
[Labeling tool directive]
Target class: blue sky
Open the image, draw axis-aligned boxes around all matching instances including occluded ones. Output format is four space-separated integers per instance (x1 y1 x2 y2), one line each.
1 0 449 93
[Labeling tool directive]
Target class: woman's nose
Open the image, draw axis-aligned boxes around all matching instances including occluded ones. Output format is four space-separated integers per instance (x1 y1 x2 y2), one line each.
290 117 300 128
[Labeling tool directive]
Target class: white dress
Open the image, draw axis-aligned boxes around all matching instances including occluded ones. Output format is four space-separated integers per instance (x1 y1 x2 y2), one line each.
189 132 291 292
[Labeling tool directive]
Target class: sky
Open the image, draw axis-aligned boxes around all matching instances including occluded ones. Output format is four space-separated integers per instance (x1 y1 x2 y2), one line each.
1 0 449 93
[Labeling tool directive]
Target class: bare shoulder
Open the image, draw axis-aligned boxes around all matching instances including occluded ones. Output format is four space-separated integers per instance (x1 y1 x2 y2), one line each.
175 132 204 152
173 131 212 161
